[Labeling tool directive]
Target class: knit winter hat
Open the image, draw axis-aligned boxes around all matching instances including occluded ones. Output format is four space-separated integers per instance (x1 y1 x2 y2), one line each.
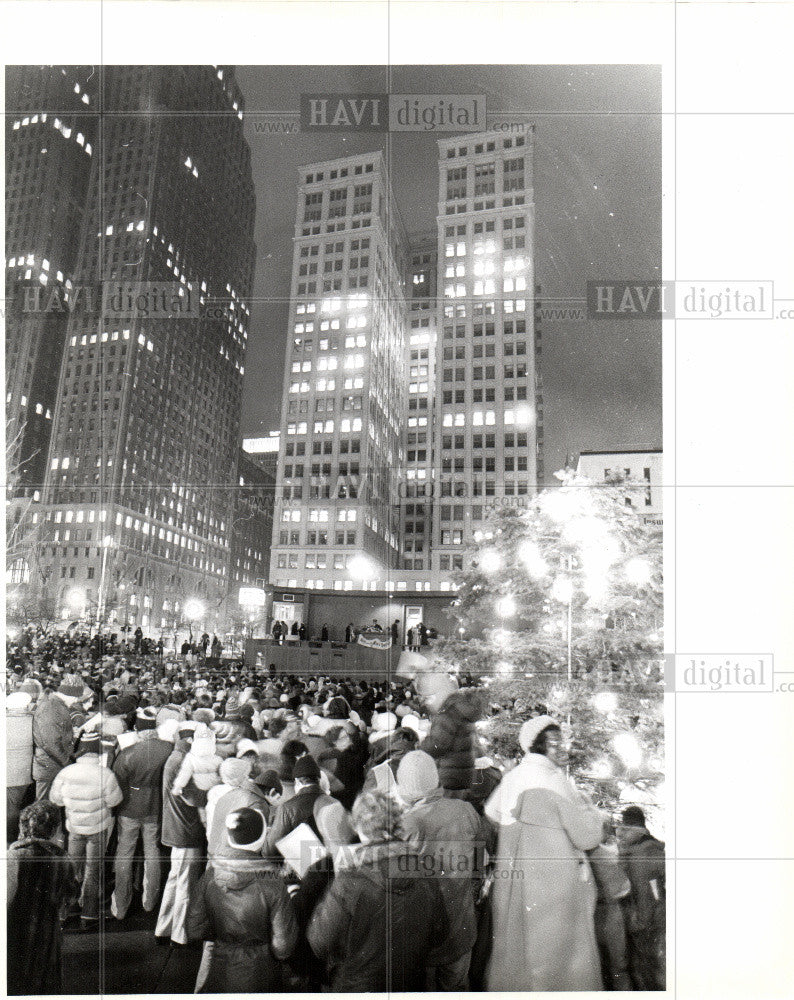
399 714 422 736
6 691 33 711
293 754 321 782
396 750 439 801
76 731 101 757
621 806 647 828
58 675 84 699
115 695 138 716
236 739 259 758
19 679 43 699
191 730 216 757
192 708 216 725
226 807 267 851
518 715 558 754
371 710 398 733
135 707 158 731
219 756 252 787
158 719 180 743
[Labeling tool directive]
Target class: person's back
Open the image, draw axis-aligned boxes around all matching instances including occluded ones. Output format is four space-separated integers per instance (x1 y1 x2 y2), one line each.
187 807 298 992
307 840 448 992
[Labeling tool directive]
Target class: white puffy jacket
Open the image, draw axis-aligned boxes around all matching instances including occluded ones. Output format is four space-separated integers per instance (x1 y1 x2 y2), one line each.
49 754 123 835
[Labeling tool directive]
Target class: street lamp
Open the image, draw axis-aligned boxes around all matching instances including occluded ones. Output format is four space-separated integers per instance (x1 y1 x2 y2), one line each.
97 535 116 629
239 587 266 640
348 554 376 583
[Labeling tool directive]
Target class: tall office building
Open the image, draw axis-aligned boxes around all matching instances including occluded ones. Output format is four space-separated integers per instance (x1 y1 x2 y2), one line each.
269 130 540 628
431 129 537 574
19 66 256 633
270 151 408 594
6 66 98 493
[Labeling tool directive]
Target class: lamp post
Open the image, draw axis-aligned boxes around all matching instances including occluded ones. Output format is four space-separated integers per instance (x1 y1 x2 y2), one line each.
97 535 116 631
183 598 205 643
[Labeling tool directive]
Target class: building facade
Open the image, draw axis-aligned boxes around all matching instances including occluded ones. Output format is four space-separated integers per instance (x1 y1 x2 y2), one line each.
268 130 541 635
269 150 409 595
9 66 256 637
576 449 663 528
6 66 99 494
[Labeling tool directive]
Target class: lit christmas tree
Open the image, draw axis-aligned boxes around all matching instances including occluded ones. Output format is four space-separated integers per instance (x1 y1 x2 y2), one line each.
430 470 665 825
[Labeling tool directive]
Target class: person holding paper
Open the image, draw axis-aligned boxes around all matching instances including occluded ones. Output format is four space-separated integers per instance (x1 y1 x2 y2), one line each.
264 754 324 857
187 807 298 992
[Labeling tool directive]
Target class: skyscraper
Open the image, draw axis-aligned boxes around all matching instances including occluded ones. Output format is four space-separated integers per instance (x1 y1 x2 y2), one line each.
270 150 408 594
6 66 98 493
431 129 538 574
269 128 540 620
12 66 256 634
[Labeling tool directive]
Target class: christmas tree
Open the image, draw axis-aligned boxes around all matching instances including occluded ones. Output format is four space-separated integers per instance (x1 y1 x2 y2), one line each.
430 470 665 827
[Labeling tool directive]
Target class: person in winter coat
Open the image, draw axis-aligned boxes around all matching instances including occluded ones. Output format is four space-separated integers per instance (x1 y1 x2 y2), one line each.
6 691 35 843
423 686 485 798
109 707 173 919
589 836 632 989
264 754 324 857
484 715 605 991
32 681 77 799
307 790 449 992
288 795 357 990
187 807 298 993
617 806 666 990
49 731 123 925
397 750 493 990
206 757 270 861
155 729 207 946
362 725 419 795
7 800 79 995
170 725 222 822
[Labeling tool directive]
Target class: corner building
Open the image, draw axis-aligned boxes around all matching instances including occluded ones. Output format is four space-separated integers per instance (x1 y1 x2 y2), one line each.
35 66 255 634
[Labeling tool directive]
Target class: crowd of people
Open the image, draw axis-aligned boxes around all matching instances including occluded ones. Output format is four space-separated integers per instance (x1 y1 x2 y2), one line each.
271 618 437 649
6 627 665 993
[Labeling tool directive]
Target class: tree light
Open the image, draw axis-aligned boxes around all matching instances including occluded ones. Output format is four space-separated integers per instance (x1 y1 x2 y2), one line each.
517 539 547 579
593 691 619 714
479 548 502 574
625 556 652 587
495 659 514 677
551 575 574 604
496 595 517 618
590 757 613 780
613 732 643 769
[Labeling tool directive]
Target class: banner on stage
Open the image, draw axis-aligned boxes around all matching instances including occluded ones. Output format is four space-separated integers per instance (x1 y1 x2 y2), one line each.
357 632 392 650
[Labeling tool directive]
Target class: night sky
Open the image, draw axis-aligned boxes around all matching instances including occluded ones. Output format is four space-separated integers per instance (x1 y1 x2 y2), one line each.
236 65 662 481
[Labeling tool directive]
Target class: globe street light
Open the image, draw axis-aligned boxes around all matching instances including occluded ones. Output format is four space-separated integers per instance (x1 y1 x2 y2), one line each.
184 598 205 621
67 586 86 609
348 554 376 583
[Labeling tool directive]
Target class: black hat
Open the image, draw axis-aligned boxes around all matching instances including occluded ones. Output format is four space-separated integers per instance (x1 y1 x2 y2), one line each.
621 806 647 828
226 807 266 849
76 731 101 757
135 707 158 731
293 754 321 782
